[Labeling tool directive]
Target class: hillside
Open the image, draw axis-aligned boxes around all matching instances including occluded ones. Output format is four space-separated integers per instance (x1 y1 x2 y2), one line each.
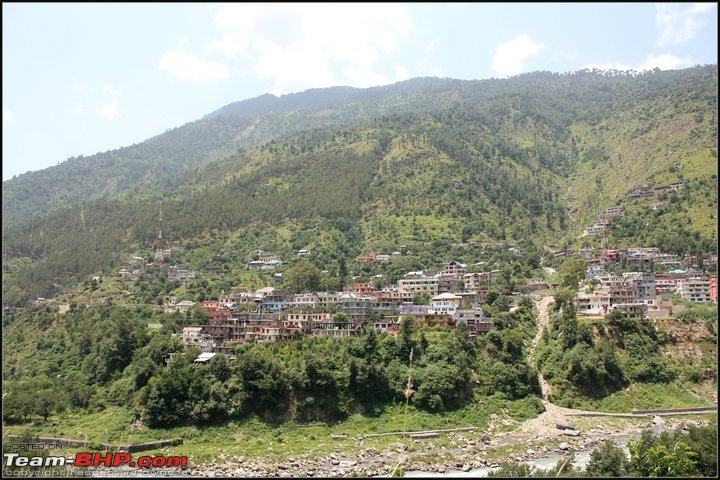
2 66 718 302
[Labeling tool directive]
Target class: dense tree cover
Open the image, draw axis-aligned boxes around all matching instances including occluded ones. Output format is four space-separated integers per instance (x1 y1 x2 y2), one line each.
535 301 676 406
557 258 587 288
2 300 541 427
488 422 716 477
139 324 480 427
2 303 184 422
281 258 322 294
4 66 715 230
629 422 717 478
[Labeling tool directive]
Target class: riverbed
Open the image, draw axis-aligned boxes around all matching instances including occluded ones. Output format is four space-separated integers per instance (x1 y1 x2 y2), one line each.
403 434 635 477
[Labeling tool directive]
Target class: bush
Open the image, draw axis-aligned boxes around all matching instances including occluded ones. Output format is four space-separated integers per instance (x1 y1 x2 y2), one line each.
683 366 704 383
585 440 630 477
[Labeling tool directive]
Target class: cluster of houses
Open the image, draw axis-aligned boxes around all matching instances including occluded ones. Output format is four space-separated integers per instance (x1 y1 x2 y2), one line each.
627 181 686 200
119 254 198 283
583 205 622 237
553 246 716 274
583 181 687 238
118 256 152 281
356 250 406 263
246 250 284 270
567 245 717 318
175 260 497 353
575 269 717 319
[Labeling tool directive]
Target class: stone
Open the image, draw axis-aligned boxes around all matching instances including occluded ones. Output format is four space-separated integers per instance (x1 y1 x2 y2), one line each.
556 420 576 431
653 415 667 435
559 442 570 451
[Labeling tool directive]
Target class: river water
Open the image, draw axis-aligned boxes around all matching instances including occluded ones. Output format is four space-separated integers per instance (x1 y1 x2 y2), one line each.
403 435 635 478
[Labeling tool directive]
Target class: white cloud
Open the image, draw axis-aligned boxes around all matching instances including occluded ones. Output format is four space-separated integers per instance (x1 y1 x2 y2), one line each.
206 4 412 94
93 84 122 119
158 50 230 83
582 53 694 73
4 109 15 126
176 36 191 48
425 39 440 53
638 53 694 70
492 33 546 77
94 99 120 119
581 61 634 72
394 65 410 82
551 49 579 63
101 84 122 96
656 3 716 46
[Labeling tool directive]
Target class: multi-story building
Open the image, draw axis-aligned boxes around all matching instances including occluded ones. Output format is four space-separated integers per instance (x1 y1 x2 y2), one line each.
315 292 340 310
219 290 256 308
343 283 376 294
168 266 196 281
437 274 462 293
410 313 455 329
399 303 429 316
623 272 657 306
181 326 215 352
678 278 711 303
576 288 612 315
337 292 373 325
455 306 486 339
398 276 440 296
283 312 332 333
287 293 319 309
463 272 491 291
429 292 461 316
443 260 467 277
709 275 717 304
604 206 623 216
609 302 648 319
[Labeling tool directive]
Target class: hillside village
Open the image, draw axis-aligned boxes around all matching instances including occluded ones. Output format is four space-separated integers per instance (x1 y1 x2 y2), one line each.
103 241 718 361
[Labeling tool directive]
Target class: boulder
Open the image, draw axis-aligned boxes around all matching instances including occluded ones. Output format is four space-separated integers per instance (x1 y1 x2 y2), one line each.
653 415 667 435
556 420 576 431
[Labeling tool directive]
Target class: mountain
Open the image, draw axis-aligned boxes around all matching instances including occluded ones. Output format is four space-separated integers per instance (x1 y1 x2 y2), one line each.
2 65 717 301
1 77 468 229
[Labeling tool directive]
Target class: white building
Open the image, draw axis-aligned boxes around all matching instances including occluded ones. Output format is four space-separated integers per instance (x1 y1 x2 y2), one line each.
678 278 711 303
181 327 215 352
429 293 462 316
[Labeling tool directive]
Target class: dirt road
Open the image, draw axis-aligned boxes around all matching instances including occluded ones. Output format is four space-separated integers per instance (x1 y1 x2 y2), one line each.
531 295 554 400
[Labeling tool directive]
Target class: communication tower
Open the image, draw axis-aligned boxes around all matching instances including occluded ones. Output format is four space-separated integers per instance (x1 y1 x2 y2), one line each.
154 201 164 264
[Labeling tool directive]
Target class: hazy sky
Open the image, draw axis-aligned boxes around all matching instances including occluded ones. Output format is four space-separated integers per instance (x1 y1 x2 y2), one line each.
2 3 717 180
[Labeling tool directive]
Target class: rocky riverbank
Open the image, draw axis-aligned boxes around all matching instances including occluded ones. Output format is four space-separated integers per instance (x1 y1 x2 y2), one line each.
181 416 712 478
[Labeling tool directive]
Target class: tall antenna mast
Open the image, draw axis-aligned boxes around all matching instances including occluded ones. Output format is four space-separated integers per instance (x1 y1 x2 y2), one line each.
154 201 164 264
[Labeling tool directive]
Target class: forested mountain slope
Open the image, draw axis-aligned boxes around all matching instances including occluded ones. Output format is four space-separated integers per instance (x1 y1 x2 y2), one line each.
2 66 717 301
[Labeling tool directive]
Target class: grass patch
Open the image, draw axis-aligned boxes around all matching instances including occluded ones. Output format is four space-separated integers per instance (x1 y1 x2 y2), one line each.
565 382 712 413
3 395 544 465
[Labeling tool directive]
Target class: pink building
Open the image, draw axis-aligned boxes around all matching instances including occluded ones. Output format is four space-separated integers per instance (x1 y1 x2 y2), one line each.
709 275 717 304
